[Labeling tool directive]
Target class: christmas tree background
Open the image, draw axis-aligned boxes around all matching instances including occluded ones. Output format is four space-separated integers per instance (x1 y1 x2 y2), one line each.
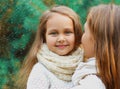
0 0 119 88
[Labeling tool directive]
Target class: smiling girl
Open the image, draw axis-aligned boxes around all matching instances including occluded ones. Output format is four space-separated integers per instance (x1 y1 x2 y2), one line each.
15 5 83 89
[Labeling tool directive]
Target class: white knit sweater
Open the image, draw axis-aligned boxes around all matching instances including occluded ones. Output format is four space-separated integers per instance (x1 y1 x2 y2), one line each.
27 63 73 89
27 58 106 89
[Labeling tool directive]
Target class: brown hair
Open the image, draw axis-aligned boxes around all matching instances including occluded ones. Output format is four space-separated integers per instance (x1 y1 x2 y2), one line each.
87 4 120 89
15 5 82 89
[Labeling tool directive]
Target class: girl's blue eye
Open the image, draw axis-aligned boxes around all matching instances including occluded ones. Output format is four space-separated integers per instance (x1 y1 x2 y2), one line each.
65 31 73 35
49 32 58 36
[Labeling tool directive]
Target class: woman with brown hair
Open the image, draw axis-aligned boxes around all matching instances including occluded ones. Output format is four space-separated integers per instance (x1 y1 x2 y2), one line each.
72 4 120 89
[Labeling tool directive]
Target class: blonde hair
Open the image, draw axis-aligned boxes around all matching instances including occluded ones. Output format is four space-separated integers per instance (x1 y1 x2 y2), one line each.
15 5 82 89
87 4 120 89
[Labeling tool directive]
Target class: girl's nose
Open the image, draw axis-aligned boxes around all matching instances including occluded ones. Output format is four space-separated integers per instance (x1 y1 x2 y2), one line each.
57 35 66 43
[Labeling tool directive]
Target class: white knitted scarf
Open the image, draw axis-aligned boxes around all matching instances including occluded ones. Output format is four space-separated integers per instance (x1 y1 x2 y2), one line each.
37 44 83 81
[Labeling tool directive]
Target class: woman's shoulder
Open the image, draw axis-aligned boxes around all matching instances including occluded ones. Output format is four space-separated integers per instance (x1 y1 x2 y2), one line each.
80 75 105 89
71 75 105 89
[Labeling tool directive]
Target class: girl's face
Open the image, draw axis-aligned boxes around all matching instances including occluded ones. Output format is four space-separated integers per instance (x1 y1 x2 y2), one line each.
46 13 75 56
81 22 95 58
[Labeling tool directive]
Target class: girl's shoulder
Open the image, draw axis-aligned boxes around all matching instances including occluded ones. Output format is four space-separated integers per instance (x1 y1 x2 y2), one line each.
28 63 44 78
30 63 42 72
30 62 47 75
27 63 50 89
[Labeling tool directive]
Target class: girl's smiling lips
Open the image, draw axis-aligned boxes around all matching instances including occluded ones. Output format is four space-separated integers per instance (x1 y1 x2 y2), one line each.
56 45 68 49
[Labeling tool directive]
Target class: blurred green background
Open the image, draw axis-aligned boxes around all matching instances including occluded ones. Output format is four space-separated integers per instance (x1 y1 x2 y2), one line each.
0 0 120 89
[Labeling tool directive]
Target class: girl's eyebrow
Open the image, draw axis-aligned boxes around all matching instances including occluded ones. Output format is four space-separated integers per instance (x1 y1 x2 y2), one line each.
47 29 57 32
64 28 74 31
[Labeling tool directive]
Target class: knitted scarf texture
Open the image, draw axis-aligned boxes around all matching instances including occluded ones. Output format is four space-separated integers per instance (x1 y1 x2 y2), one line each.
37 44 83 81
